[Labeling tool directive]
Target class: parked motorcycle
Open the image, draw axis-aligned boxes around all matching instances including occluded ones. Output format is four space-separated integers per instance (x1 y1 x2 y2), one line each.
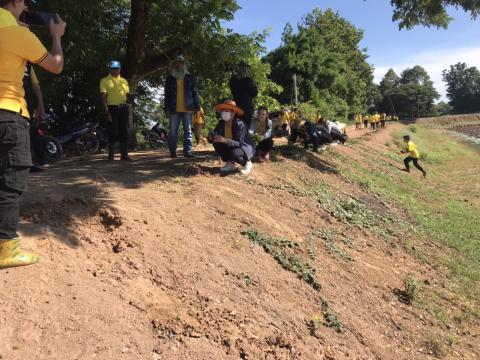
141 122 168 149
38 112 100 162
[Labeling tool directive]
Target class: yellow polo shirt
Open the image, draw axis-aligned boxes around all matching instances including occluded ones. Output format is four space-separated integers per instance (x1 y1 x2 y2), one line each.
280 112 289 125
407 141 420 159
0 8 48 118
99 74 129 106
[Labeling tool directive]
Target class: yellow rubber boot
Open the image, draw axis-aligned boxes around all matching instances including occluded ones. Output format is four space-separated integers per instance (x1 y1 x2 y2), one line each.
0 238 39 269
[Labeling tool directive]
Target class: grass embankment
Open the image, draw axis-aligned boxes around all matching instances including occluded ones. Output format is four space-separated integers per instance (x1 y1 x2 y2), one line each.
337 125 480 303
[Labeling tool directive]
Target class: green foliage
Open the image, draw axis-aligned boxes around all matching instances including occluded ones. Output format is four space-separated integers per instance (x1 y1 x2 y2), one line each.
442 63 480 114
403 275 418 303
265 8 375 120
391 0 480 29
241 229 321 291
377 66 440 118
32 0 281 128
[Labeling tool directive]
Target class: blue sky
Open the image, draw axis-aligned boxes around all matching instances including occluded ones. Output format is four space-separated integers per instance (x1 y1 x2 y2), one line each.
225 0 480 101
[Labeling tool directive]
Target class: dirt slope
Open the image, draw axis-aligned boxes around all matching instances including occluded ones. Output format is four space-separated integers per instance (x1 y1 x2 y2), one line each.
0 124 478 360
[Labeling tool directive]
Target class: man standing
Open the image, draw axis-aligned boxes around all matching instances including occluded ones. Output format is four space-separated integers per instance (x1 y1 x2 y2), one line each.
100 61 132 161
229 61 258 127
164 55 199 158
0 0 66 269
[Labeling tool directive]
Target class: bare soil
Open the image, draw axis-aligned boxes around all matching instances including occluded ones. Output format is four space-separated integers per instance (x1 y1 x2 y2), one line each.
0 124 478 360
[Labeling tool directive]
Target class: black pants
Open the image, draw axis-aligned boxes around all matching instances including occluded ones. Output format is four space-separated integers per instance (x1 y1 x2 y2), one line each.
330 129 347 144
107 105 129 157
289 128 305 144
29 121 47 166
242 110 254 128
256 138 273 154
0 113 33 240
213 143 248 166
380 120 386 128
364 120 368 128
404 156 425 173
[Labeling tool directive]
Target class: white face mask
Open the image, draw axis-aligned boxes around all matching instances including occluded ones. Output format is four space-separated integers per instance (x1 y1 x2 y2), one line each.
221 111 232 121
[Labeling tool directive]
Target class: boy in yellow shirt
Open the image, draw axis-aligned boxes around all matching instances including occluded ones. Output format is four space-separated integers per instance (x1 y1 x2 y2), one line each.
401 135 426 178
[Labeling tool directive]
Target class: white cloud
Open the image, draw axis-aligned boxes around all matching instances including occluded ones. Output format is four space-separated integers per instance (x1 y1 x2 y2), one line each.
373 46 480 102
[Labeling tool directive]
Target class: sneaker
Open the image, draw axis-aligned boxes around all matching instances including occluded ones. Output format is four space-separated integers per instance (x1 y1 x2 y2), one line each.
240 161 253 175
29 166 44 173
220 162 236 173
184 152 194 158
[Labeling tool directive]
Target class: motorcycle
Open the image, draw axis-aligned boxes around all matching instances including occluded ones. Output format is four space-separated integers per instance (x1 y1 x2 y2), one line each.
141 122 168 149
38 112 100 162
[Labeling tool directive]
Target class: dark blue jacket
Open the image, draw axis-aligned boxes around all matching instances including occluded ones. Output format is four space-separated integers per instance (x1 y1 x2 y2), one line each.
164 74 200 114
214 117 255 160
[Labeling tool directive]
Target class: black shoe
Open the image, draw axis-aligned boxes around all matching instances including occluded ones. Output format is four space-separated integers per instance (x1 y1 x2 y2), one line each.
120 156 132 161
184 152 194 158
30 166 44 173
107 155 114 161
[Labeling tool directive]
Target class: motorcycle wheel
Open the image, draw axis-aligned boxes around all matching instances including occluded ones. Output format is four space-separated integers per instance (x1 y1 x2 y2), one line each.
76 133 100 155
45 137 62 162
147 133 164 149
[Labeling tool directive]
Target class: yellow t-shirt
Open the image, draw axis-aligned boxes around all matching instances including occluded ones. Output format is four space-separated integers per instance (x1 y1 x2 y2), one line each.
280 113 289 125
407 141 420 159
0 8 48 118
363 115 369 122
175 79 187 113
99 74 129 106
355 114 362 123
369 115 375 123
192 107 205 126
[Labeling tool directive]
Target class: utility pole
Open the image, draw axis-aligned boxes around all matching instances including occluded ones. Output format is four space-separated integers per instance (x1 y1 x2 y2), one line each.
293 73 298 106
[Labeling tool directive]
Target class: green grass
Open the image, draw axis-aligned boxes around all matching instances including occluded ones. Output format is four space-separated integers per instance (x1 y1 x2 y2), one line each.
339 126 480 300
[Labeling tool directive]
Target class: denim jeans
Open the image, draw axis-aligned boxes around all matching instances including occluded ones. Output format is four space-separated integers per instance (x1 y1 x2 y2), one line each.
168 112 193 155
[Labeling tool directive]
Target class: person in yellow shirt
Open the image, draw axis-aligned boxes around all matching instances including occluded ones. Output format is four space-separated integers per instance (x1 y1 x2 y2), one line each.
369 114 376 131
401 135 426 178
355 114 362 130
0 0 66 269
192 106 207 146
279 107 290 136
164 55 200 158
380 112 387 128
100 60 131 161
363 114 369 129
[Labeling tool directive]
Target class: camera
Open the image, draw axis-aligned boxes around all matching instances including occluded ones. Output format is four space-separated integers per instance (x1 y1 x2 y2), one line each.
20 11 59 28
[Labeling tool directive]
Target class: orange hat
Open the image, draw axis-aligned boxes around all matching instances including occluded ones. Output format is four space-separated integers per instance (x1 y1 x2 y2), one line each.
215 100 245 117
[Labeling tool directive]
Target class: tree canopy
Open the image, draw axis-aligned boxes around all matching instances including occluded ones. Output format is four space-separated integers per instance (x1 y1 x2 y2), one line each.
442 63 480 114
377 66 440 117
264 8 375 120
390 0 480 29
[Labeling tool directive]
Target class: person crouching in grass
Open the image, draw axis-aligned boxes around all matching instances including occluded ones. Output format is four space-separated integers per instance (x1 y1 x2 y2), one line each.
401 135 427 178
209 100 255 175
250 106 273 162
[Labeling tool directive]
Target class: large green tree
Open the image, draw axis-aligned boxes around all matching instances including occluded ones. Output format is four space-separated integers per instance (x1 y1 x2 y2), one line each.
390 0 480 29
33 0 279 125
377 66 440 117
264 8 375 120
442 62 480 114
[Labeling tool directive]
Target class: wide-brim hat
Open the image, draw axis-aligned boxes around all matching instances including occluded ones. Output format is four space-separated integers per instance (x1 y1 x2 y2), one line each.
215 100 244 117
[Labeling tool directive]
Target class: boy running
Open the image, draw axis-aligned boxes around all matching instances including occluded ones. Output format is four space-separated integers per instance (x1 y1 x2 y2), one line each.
401 135 427 178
